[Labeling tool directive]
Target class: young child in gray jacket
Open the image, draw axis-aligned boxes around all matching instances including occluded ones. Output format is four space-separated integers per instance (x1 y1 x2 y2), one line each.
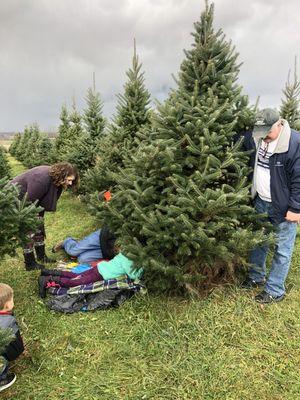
0 283 24 392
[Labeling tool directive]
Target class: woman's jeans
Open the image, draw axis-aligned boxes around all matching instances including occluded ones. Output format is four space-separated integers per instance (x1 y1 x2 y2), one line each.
62 230 103 263
248 196 297 297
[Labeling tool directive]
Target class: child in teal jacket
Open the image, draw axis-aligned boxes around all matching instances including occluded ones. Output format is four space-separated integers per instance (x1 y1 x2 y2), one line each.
38 251 143 298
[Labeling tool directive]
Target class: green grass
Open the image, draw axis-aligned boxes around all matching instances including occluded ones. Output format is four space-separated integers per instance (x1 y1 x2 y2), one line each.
1 158 300 399
7 154 25 176
0 140 12 151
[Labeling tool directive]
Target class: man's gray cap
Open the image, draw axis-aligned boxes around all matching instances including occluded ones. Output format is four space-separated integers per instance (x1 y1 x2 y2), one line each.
253 108 280 138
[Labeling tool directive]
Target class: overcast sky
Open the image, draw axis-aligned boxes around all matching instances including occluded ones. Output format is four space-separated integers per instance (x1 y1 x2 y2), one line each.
1 0 300 132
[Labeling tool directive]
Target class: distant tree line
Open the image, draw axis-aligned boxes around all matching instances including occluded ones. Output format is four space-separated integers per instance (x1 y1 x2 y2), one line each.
9 124 53 168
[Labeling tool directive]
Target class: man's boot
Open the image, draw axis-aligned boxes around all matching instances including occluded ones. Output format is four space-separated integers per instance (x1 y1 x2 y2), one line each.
35 244 55 264
23 251 45 271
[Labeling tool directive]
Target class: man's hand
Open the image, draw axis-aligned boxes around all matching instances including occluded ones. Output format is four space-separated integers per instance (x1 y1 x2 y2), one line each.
285 211 300 223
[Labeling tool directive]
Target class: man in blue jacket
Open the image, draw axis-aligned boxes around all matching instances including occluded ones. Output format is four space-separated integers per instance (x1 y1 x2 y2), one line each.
241 108 300 303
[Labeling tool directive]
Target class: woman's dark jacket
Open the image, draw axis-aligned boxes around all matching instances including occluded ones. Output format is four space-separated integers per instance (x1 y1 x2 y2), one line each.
11 166 62 212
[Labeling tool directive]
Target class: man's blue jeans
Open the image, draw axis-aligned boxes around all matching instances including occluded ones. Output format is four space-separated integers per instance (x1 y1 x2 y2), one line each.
63 230 103 263
248 196 297 297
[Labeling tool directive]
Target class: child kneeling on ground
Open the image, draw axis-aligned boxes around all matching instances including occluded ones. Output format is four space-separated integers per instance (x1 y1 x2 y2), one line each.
38 247 143 298
0 283 25 392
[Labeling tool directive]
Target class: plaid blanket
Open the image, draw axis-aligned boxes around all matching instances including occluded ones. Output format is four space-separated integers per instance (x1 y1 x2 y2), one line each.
47 275 144 296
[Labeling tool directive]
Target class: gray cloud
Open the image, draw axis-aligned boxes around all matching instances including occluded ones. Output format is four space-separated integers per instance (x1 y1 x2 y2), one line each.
0 0 299 131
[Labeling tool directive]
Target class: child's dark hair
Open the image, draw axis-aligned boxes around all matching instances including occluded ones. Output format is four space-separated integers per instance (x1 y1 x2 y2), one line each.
100 226 117 259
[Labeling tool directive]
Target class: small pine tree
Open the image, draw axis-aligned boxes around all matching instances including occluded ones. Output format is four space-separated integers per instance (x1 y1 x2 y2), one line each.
35 134 54 165
60 100 97 173
0 178 42 259
92 3 269 293
280 57 300 130
68 101 84 146
83 87 106 146
15 126 32 162
54 103 71 162
66 132 95 172
23 124 43 167
9 133 21 156
83 42 151 194
0 330 14 365
0 147 11 179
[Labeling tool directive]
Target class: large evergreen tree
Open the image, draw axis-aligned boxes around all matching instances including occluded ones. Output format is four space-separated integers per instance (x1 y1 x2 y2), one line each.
92 3 269 292
82 42 151 194
280 57 300 130
0 178 42 259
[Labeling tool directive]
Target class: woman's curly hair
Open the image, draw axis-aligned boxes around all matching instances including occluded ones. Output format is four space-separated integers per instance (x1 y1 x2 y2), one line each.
49 162 79 188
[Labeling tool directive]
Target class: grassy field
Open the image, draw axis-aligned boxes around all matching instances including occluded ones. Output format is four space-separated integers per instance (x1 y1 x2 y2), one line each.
1 157 300 399
0 139 12 151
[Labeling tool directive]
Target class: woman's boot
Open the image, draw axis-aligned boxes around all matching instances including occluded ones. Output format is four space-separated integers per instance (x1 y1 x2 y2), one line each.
35 244 55 264
23 250 45 271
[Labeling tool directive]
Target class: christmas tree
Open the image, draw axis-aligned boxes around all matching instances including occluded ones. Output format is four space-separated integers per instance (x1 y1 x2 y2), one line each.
0 178 42 259
66 131 96 172
63 100 98 172
15 126 32 163
35 134 55 166
0 329 14 354
82 41 151 194
280 57 300 130
0 147 11 179
94 3 269 292
83 86 106 146
22 124 43 167
10 128 54 167
54 103 71 162
0 329 14 369
9 132 21 157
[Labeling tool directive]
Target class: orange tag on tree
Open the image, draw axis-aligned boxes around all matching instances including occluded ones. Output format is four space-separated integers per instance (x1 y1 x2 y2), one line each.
104 191 112 202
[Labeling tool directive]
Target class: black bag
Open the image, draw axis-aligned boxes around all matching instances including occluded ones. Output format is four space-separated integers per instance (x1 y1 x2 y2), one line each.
47 289 136 313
